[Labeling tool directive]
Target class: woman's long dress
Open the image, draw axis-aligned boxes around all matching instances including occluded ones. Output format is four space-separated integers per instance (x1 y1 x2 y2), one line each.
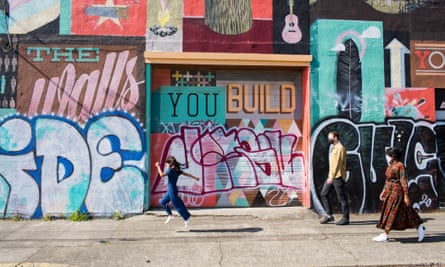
376 161 423 232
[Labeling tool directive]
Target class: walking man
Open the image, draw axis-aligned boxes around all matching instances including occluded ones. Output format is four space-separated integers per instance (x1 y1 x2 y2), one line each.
319 131 350 225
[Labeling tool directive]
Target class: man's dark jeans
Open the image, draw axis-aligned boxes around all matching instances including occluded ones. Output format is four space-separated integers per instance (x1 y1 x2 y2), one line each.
320 178 349 220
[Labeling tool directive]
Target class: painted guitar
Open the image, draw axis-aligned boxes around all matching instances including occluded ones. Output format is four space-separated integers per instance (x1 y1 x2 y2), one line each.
281 0 302 44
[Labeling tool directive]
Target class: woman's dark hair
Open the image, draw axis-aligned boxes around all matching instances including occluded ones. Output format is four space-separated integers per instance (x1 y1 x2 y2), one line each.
386 147 403 161
165 156 182 172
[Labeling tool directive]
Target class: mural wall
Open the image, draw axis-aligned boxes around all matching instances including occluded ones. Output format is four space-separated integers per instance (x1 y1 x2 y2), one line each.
0 33 147 218
149 68 309 208
1 0 445 216
310 0 445 213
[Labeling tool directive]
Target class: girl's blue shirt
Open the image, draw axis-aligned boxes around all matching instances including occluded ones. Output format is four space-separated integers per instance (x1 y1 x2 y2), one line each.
166 167 182 193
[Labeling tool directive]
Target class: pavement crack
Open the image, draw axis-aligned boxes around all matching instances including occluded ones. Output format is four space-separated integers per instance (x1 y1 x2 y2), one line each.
217 239 224 266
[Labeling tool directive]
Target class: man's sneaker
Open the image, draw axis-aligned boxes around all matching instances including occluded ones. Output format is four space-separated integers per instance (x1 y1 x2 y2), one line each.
417 226 425 242
164 215 173 224
319 215 334 224
373 233 388 242
336 218 350 225
184 219 190 228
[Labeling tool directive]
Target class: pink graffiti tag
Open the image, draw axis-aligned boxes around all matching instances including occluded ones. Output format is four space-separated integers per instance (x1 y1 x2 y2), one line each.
27 51 143 122
151 125 307 196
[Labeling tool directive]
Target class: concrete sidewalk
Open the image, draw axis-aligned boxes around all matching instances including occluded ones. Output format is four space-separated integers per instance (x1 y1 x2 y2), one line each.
0 207 444 267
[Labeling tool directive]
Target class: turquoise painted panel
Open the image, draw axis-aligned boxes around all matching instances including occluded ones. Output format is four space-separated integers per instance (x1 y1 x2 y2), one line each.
60 0 72 34
310 19 385 126
0 109 15 119
0 12 6 33
159 86 226 124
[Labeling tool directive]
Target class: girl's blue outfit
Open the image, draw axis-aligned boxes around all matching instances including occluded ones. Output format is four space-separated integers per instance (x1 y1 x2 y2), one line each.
159 168 191 220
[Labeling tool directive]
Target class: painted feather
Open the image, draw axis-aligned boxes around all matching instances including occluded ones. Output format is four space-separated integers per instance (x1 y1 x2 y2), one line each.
336 39 363 123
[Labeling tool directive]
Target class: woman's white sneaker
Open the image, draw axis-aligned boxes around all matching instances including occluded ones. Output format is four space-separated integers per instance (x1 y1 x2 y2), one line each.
417 226 425 242
373 233 388 242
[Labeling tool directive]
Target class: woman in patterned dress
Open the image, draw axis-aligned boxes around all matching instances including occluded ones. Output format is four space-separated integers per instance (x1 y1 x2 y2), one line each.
373 147 426 242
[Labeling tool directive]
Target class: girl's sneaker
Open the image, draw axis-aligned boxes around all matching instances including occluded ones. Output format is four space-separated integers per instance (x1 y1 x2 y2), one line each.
165 215 173 224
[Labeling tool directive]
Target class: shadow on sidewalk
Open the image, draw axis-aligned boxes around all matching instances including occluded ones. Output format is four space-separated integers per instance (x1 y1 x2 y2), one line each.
349 220 378 225
187 227 263 233
397 232 445 243
349 217 435 226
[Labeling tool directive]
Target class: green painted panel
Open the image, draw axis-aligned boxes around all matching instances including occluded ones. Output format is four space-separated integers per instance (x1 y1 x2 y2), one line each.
158 86 226 124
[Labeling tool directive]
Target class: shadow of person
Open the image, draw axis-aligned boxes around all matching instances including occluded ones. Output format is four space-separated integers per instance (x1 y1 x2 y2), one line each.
348 219 379 226
397 232 445 244
187 227 263 233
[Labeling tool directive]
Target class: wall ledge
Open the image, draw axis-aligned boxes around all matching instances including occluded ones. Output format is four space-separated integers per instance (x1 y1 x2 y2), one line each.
144 52 312 67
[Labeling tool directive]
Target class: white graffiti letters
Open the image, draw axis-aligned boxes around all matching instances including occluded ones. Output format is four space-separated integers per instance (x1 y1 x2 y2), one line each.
0 112 146 218
310 118 445 213
36 118 90 215
86 115 145 215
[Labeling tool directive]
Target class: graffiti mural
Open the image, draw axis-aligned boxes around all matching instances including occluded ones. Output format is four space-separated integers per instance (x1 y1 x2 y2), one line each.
0 111 147 218
311 117 445 214
436 89 445 121
363 0 440 14
1 0 445 217
0 35 147 218
273 0 309 54
411 41 445 88
310 19 385 126
309 1 445 210
16 37 146 124
151 124 306 206
8 0 59 34
146 0 183 52
150 68 308 208
0 34 18 109
182 0 274 53
70 0 146 36
385 87 435 121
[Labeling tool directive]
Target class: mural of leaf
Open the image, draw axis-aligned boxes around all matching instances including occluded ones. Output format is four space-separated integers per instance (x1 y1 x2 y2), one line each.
336 39 362 123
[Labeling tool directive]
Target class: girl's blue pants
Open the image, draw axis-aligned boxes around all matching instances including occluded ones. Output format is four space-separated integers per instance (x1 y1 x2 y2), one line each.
159 190 191 220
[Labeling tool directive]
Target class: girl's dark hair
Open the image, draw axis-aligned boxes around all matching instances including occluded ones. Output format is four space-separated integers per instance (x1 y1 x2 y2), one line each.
386 147 403 161
165 156 182 173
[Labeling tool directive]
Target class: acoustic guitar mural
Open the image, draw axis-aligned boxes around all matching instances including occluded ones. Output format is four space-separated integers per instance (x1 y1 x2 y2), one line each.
149 0 177 37
281 0 302 44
